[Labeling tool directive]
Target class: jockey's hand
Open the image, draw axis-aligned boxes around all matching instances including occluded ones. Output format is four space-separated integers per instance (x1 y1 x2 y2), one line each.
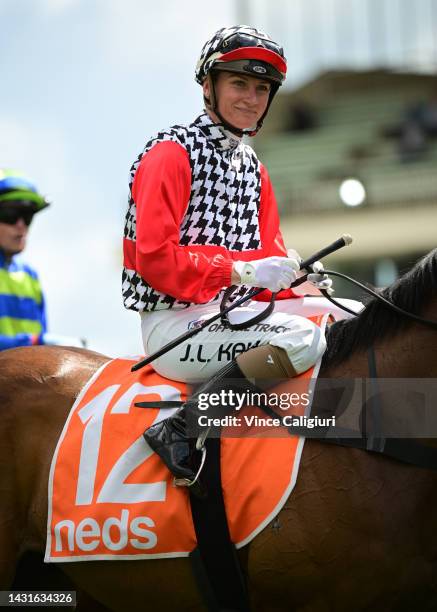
233 255 300 292
286 247 302 263
307 261 334 295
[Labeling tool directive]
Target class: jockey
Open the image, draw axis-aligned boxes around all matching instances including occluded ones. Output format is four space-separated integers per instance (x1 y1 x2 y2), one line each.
0 169 50 351
0 169 84 351
122 26 332 482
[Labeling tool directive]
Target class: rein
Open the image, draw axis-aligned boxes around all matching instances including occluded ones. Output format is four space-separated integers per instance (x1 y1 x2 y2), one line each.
131 235 353 372
222 269 437 331
323 270 437 330
131 238 437 374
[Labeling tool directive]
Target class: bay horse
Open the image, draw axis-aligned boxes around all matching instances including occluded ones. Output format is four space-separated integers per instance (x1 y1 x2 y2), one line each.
1 249 437 611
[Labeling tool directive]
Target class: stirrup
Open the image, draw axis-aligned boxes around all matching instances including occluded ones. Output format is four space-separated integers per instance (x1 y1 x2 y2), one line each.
196 426 211 451
174 445 207 488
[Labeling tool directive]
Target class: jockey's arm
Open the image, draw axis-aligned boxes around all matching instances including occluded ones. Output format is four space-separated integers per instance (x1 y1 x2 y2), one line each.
130 142 235 303
128 143 303 303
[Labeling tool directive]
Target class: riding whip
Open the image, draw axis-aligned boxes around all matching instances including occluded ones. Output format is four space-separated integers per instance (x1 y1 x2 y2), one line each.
131 234 353 372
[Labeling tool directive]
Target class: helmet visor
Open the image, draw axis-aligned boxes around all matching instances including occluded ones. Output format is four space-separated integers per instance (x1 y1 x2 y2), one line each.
213 58 284 84
0 190 48 210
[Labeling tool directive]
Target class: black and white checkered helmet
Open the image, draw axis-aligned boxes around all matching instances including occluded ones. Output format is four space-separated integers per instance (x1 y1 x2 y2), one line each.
195 25 287 86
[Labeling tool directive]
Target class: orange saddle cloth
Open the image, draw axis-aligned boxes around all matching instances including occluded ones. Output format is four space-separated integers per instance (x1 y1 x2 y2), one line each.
46 315 326 562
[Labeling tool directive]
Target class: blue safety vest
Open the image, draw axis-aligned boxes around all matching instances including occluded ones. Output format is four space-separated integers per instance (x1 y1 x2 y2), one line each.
0 250 47 351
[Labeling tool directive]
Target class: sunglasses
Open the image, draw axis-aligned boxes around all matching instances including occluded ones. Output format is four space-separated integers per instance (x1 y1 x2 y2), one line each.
0 208 35 226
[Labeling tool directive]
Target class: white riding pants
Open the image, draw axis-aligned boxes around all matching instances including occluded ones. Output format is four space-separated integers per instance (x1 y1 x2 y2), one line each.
140 297 361 383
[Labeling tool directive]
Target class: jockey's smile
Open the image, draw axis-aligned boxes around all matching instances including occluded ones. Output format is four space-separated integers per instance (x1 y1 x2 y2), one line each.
203 71 271 131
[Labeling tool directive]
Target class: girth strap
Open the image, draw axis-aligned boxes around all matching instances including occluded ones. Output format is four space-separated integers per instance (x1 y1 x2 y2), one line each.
313 347 437 470
250 346 437 471
189 437 251 612
320 436 437 470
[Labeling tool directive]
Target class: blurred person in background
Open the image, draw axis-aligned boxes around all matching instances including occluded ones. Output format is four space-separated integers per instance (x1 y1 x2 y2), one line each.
123 26 333 483
0 169 49 351
0 169 83 351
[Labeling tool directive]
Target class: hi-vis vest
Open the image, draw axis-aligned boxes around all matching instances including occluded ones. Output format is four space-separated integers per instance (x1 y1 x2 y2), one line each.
0 250 47 350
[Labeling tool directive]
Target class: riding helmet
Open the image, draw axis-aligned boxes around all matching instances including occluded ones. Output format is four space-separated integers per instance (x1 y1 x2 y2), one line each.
195 25 287 136
0 169 50 212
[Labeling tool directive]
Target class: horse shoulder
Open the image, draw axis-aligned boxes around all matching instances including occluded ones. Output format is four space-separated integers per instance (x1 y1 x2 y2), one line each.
0 346 109 393
0 346 111 555
0 345 110 445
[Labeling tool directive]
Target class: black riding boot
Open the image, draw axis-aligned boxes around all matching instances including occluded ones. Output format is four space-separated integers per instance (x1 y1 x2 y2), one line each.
143 359 252 482
143 406 195 481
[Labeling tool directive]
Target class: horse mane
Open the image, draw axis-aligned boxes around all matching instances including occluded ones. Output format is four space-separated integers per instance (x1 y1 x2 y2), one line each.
321 248 437 370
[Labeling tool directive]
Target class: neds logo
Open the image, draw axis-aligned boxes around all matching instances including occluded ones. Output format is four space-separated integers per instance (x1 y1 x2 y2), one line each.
54 509 157 552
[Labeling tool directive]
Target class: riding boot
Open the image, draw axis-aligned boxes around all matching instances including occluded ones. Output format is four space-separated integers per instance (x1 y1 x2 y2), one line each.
144 343 302 481
143 359 253 482
143 405 196 481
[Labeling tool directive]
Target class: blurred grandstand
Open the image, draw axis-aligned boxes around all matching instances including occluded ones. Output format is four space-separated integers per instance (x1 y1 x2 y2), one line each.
240 0 437 298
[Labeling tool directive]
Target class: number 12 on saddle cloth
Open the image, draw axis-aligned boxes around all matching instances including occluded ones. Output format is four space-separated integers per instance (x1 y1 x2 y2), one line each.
45 314 328 562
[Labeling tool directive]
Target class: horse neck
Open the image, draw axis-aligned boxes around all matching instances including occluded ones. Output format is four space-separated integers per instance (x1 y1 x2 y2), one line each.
324 322 437 379
378 295 437 377
376 325 436 377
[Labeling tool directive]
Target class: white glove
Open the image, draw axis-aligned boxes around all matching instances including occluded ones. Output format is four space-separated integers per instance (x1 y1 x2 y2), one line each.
307 261 334 294
234 256 300 292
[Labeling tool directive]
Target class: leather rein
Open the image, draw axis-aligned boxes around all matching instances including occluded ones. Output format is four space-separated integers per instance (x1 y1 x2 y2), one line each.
220 269 437 331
